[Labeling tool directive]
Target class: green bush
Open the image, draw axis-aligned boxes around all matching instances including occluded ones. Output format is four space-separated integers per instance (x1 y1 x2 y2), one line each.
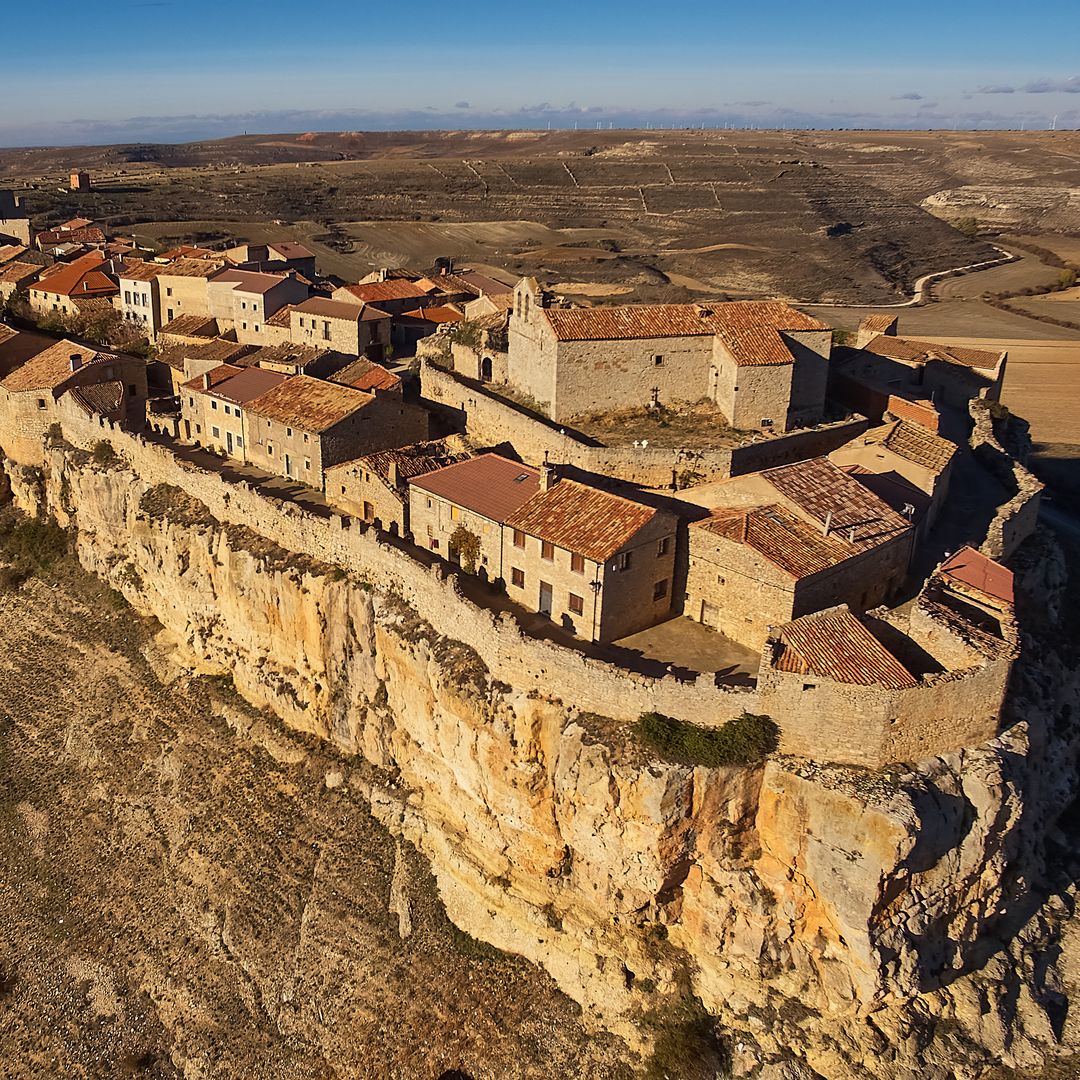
91 440 119 466
953 216 980 238
637 711 778 768
642 995 731 1080
0 515 69 570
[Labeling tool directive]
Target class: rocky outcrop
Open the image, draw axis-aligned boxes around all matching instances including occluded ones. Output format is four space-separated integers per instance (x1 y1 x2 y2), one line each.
12 442 1080 1080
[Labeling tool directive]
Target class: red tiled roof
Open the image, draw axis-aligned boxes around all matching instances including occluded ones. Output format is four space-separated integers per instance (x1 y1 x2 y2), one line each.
292 296 362 321
881 420 956 473
246 374 372 433
400 305 464 324
410 453 540 522
939 546 1014 607
212 268 292 295
863 335 1003 372
331 358 401 393
762 457 912 551
859 314 897 334
338 279 432 303
541 299 828 348
184 365 287 404
773 607 917 689
268 242 314 260
0 261 39 286
695 503 856 579
67 379 124 416
28 253 116 299
717 327 795 367
117 260 164 282
155 257 226 279
1 339 123 393
505 478 660 562
329 439 470 488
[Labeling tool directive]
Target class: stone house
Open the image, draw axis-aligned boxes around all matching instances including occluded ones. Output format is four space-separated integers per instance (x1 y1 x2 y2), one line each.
0 191 32 246
208 269 309 345
841 316 1007 409
828 420 957 534
180 364 288 459
242 374 430 490
409 452 678 642
757 547 1016 767
0 259 40 302
0 339 147 465
505 277 832 430
288 297 391 358
116 260 163 337
223 242 317 279
448 310 511 384
158 338 252 394
332 278 433 318
684 456 914 649
243 343 343 378
325 438 469 534
156 258 229 330
28 253 118 319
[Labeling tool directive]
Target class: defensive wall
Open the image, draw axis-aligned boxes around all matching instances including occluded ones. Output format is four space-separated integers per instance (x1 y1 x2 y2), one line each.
0 398 1020 768
420 360 867 488
968 400 1043 562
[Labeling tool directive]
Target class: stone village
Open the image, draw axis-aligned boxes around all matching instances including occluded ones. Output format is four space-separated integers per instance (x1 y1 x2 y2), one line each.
0 187 1036 770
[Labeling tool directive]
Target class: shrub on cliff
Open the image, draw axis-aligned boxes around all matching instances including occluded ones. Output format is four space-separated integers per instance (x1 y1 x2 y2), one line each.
0 510 69 573
637 711 778 768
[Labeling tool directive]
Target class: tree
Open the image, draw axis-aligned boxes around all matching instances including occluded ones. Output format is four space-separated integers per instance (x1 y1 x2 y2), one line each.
448 525 481 574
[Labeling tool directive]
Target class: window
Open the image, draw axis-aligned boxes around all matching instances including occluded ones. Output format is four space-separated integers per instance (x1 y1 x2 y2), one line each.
426 498 432 509
541 540 554 561
341 485 347 495
254 325 260 333
37 398 46 410
653 579 669 601
571 552 585 574
450 505 460 521
167 309 174 321
304 459 310 471
124 290 131 304
211 400 217 410
568 593 584 616
236 436 243 447
195 424 201 434
241 322 247 330
761 418 774 428
166 287 172 297
615 551 632 571
512 528 525 548
211 426 220 438
303 433 309 443
430 538 439 550
511 567 525 588
267 444 274 456
241 301 247 310
188 397 193 407
653 354 664 366
223 405 231 416
323 321 331 341
657 536 670 557
286 428 292 437
363 501 374 521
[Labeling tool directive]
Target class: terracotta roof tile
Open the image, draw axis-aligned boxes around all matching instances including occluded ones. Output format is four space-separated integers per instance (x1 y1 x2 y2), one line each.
0 261 40 286
400 305 464 324
331 358 400 393
183 365 287 403
117 260 164 282
863 334 1003 372
505 478 660 562
28 253 116 299
882 421 956 473
212 268 293 295
338 279 431 303
327 439 469 488
939 546 1014 607
67 379 124 416
773 607 917 689
158 314 220 338
292 296 363 321
246 374 371 433
410 453 540 521
542 299 828 347
1 339 124 393
695 503 856 578
762 457 912 550
156 257 227 279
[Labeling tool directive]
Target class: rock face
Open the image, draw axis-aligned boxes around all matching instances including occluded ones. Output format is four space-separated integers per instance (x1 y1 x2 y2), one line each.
12 444 1080 1079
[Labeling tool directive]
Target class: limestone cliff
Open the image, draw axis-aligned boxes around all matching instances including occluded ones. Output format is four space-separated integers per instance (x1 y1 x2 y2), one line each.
11 443 1080 1080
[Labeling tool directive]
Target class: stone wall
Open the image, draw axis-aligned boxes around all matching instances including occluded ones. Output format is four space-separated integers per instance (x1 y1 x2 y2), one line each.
969 400 1043 561
421 361 867 489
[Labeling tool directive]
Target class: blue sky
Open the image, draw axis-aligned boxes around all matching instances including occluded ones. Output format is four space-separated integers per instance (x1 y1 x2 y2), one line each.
4 0 1080 145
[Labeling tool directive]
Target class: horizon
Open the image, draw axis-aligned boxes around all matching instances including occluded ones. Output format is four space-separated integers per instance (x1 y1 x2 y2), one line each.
4 0 1080 147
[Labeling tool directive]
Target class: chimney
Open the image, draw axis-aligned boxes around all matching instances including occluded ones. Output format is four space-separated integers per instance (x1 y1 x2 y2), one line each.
540 460 557 492
69 353 83 372
203 372 212 390
388 459 400 488
822 510 833 536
